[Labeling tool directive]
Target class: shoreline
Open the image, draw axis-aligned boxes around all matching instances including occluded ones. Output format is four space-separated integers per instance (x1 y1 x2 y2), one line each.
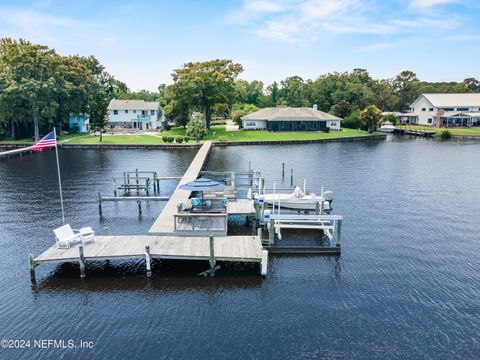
0 134 386 152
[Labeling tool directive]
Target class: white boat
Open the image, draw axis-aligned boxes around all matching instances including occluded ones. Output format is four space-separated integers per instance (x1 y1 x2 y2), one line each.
255 187 333 211
377 121 396 133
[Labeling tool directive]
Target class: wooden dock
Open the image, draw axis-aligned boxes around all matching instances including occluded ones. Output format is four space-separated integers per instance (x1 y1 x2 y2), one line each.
149 141 213 235
32 234 266 277
34 235 263 264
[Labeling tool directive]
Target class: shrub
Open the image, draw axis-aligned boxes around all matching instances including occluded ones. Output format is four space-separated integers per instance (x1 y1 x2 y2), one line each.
162 135 168 142
175 136 184 143
186 119 207 143
439 130 452 140
183 136 190 143
163 136 174 143
324 127 330 133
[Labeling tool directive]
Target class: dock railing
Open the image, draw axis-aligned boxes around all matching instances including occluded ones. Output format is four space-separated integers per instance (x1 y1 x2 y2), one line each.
173 213 228 234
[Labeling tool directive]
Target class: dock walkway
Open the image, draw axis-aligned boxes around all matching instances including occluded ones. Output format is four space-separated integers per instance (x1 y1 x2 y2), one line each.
149 141 212 235
34 235 263 264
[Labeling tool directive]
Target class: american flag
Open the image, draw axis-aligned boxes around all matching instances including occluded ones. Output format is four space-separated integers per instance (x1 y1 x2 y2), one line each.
29 130 57 151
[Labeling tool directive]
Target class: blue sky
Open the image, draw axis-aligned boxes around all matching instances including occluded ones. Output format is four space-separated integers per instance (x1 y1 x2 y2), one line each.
0 0 479 90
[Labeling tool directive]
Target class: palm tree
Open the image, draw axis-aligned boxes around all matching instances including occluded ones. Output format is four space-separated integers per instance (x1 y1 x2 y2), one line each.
360 105 382 132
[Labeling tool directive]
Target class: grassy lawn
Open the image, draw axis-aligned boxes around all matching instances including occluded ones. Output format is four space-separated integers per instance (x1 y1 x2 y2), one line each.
164 126 376 142
65 134 164 145
396 125 480 136
0 133 86 145
3 126 378 145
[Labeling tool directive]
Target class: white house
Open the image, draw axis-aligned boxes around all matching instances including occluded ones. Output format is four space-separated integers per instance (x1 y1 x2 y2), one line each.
399 93 480 126
241 105 342 131
107 99 164 130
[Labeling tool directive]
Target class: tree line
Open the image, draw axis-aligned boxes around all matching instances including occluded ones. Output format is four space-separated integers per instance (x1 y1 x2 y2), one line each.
1 38 479 139
0 38 127 140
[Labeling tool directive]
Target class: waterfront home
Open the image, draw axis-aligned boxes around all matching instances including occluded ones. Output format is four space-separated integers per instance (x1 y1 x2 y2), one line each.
69 114 90 132
241 105 342 131
395 93 480 126
107 99 164 130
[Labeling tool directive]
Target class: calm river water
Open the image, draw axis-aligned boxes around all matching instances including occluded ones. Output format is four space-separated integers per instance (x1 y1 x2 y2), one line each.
0 137 479 359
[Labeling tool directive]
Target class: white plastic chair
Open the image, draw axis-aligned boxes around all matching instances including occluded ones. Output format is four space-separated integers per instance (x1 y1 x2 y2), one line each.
53 224 83 249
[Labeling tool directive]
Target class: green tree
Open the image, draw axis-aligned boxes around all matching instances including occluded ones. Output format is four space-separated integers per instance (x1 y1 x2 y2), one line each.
266 81 279 106
74 55 128 141
186 119 206 143
462 78 480 91
393 70 420 111
360 105 382 132
0 38 59 140
169 59 243 128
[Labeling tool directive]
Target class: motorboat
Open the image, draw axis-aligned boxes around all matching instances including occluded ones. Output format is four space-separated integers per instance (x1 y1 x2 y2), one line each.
377 121 396 133
255 186 333 211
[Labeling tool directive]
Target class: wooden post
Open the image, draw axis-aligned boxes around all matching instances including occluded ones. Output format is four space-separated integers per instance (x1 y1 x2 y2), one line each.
320 200 324 215
135 169 139 195
29 254 36 282
98 192 102 217
113 178 117 197
290 169 293 187
138 201 142 216
335 219 342 247
145 245 152 277
254 201 260 221
154 173 158 194
282 162 285 179
209 235 216 277
261 250 268 276
146 178 150 196
268 219 275 246
315 202 320 215
257 227 262 241
79 245 86 278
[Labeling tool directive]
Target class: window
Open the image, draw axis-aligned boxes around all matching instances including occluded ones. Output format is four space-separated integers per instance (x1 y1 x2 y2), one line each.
428 118 433 124
457 107 469 111
429 108 434 111
113 110 118 115
150 110 155 115
125 110 128 114
246 122 256 127
422 108 426 112
442 108 454 111
133 110 136 114
411 108 414 112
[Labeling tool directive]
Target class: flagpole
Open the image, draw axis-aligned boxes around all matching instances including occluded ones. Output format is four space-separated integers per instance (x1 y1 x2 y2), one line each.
53 127 65 225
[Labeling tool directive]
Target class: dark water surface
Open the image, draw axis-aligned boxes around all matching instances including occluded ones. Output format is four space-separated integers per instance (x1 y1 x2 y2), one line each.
0 137 479 359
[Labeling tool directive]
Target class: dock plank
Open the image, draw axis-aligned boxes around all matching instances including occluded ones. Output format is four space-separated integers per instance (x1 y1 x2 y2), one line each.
149 141 213 235
34 235 263 264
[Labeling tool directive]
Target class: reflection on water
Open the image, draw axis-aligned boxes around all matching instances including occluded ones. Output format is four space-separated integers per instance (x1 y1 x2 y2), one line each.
1 139 480 359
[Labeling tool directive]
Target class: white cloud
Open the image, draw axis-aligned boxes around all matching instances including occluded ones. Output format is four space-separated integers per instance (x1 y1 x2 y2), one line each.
0 7 85 28
409 0 459 9
228 0 468 44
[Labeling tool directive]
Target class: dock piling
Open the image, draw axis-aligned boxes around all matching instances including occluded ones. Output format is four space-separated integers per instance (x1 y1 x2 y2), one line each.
29 254 36 282
98 192 102 217
282 162 285 179
290 169 293 187
257 227 263 241
145 245 152 277
209 235 216 277
261 250 268 276
315 202 320 215
335 219 342 247
268 219 275 246
137 201 142 216
79 245 86 278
